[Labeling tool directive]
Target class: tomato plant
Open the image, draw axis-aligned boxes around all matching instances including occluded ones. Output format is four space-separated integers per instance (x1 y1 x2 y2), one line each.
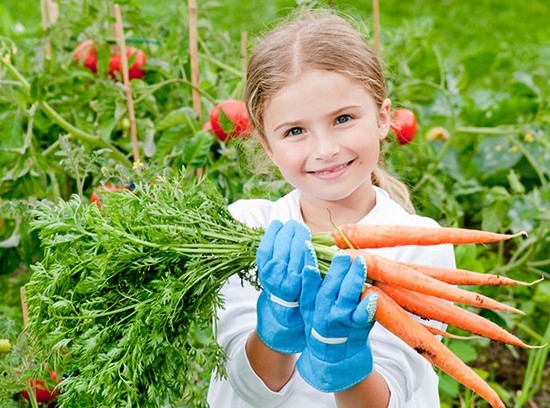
73 40 147 80
20 371 60 404
108 46 147 80
73 39 98 73
90 184 133 207
209 99 251 141
390 108 418 145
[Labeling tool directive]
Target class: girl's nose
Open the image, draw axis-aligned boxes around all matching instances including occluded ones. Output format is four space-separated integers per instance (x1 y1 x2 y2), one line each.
311 131 340 159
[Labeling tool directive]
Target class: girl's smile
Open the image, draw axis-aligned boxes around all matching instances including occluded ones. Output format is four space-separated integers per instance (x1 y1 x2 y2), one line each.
306 159 354 180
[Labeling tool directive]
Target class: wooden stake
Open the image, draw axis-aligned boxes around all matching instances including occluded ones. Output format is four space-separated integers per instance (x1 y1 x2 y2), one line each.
20 286 28 328
188 0 201 123
112 5 140 165
240 31 248 75
188 0 204 179
40 0 58 60
372 0 381 57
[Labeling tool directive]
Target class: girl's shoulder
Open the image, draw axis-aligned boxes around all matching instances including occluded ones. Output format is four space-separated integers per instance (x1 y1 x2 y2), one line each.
369 187 442 229
228 189 302 228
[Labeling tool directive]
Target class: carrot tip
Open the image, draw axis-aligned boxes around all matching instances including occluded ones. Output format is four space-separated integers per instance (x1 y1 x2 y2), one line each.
524 342 548 350
526 276 545 286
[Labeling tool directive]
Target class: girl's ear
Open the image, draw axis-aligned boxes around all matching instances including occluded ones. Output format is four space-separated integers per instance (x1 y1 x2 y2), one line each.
378 98 392 141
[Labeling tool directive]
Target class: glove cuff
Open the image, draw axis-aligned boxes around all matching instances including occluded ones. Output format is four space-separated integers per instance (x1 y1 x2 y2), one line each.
257 292 306 354
296 345 374 393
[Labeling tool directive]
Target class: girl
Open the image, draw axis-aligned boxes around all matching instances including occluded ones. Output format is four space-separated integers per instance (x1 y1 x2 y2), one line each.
207 9 455 408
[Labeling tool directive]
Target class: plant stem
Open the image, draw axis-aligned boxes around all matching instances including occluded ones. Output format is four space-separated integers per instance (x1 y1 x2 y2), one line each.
515 318 550 407
1 57 131 167
456 125 531 135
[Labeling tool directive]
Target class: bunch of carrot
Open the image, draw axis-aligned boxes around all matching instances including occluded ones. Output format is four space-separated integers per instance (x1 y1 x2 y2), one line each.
314 223 544 408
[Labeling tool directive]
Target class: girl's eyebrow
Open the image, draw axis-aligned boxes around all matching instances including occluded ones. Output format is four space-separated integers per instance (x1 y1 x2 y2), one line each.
272 105 362 132
330 105 362 116
273 120 301 133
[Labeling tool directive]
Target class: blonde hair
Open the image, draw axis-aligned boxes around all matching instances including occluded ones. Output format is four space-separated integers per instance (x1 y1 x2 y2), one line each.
245 9 415 214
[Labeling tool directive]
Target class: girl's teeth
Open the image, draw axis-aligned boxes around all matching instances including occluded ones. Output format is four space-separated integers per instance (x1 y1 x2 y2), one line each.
318 163 347 174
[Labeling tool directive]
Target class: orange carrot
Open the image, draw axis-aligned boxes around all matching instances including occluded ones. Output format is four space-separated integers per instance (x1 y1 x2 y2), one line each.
395 261 542 287
346 250 525 315
334 223 525 249
363 286 505 408
375 281 540 349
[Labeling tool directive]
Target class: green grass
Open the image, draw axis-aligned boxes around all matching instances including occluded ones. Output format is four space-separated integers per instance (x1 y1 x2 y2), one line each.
4 1 550 48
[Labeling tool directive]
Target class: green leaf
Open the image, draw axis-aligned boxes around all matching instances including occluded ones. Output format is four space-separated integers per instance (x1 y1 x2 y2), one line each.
137 117 157 158
507 169 525 195
533 281 550 304
448 341 478 364
472 136 522 177
219 108 236 136
182 130 214 167
438 373 460 399
156 107 198 131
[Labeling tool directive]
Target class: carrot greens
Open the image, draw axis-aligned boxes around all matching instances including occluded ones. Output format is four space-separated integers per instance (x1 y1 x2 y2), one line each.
26 169 270 407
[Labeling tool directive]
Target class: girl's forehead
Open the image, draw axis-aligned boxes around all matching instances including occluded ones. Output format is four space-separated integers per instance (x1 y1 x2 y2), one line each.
274 70 367 99
264 70 377 124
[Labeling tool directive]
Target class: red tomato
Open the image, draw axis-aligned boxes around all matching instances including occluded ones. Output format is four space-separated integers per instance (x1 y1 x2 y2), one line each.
73 39 98 73
20 371 60 403
90 184 128 207
209 99 251 141
202 121 213 132
390 108 418 145
109 47 147 80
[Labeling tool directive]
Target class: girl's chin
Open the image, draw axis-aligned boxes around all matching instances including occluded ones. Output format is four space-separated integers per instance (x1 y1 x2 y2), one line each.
299 180 374 203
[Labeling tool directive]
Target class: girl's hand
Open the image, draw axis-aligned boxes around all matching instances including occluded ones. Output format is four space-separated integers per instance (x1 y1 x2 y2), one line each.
297 253 378 392
255 220 317 354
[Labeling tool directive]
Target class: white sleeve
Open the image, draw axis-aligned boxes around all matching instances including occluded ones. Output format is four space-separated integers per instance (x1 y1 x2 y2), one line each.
214 275 300 407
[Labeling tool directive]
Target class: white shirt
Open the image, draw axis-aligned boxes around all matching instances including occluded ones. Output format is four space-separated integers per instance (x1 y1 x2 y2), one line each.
207 187 456 408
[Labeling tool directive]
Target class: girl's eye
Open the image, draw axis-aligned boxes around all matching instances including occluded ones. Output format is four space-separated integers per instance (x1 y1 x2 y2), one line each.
286 127 303 137
336 114 352 124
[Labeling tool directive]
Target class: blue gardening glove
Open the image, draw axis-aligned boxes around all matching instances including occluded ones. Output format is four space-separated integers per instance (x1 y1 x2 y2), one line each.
296 253 378 393
256 220 318 354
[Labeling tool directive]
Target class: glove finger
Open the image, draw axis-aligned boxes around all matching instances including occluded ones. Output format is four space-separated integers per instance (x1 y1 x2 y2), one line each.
318 253 353 311
259 260 288 294
257 220 284 270
352 292 378 326
287 221 311 274
303 241 319 270
300 265 323 324
335 256 367 309
271 221 300 264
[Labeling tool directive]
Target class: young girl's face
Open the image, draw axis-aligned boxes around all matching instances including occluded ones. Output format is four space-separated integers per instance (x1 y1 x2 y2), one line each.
262 70 391 204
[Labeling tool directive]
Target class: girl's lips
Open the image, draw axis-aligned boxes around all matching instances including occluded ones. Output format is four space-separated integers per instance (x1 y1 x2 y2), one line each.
307 160 353 179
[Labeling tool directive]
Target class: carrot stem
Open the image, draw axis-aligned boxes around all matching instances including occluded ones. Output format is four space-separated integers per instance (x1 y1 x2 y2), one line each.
364 286 506 408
